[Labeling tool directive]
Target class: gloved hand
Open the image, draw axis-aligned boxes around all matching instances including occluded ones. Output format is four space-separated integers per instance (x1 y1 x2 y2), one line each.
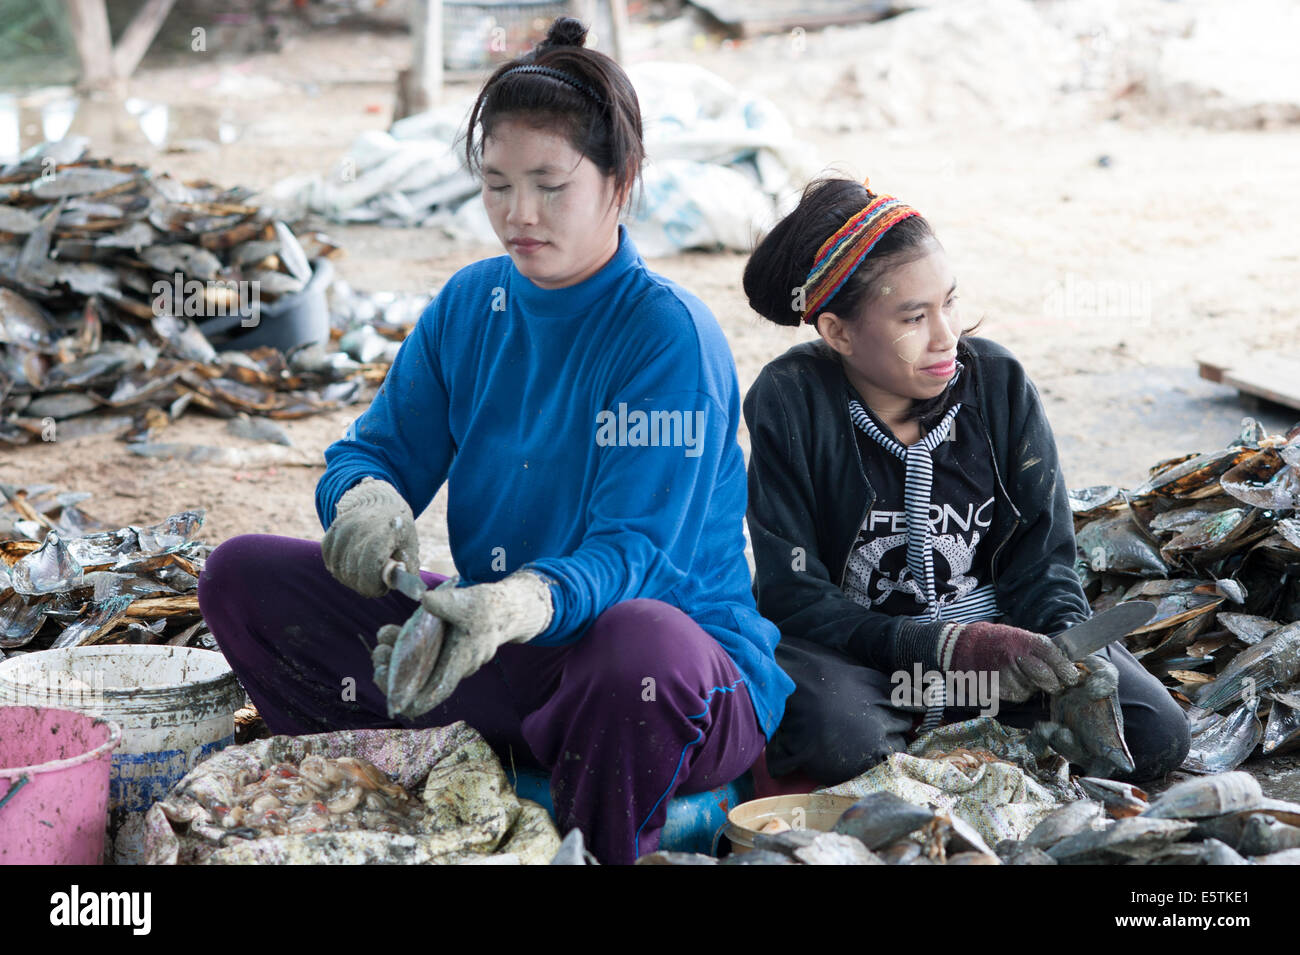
372 570 554 718
321 477 419 598
941 621 1080 703
1034 652 1134 778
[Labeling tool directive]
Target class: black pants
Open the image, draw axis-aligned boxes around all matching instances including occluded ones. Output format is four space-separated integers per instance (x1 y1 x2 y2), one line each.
766 636 1191 785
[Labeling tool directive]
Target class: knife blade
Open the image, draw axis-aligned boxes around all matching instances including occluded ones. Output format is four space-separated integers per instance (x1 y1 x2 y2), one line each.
1053 600 1158 662
382 558 427 602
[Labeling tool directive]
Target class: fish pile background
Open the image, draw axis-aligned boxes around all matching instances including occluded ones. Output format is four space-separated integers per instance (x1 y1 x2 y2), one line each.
1070 419 1300 773
0 138 422 451
0 484 212 655
621 772 1300 865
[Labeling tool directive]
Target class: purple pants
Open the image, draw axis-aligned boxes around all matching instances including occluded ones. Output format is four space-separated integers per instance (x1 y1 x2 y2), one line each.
196 534 766 864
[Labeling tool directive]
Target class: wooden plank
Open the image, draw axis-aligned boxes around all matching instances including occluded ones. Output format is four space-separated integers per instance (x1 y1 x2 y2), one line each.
111 0 178 80
1198 353 1300 412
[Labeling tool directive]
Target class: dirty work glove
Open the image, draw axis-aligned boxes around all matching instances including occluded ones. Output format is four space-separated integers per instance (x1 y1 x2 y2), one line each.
321 477 419 598
375 570 554 718
1033 653 1133 778
937 621 1080 703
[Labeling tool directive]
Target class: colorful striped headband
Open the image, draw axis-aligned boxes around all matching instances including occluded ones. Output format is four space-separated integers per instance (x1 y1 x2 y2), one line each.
498 65 605 107
800 191 922 324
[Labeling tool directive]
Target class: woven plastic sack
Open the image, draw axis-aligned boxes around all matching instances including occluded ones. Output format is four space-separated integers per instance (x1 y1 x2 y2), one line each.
143 721 559 865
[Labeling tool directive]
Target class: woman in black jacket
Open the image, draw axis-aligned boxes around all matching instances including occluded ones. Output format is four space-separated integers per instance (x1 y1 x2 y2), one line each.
742 177 1189 784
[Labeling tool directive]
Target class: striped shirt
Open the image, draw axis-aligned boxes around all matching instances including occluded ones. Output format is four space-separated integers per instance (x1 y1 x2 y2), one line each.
843 367 1002 626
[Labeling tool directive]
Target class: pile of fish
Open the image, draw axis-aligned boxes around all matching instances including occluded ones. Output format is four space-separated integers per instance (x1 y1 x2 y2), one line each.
1070 419 1300 772
620 774 1300 865
0 137 398 447
166 754 430 842
0 484 212 656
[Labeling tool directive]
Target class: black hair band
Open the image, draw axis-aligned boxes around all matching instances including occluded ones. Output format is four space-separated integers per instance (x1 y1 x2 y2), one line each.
497 65 606 107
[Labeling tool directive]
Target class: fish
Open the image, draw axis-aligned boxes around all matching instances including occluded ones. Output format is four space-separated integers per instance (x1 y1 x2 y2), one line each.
1046 816 1196 864
8 531 83 595
1251 848 1300 865
1262 691 1300 754
95 221 156 250
49 593 136 649
0 287 57 353
1132 447 1254 499
995 841 1057 865
384 607 446 720
1276 517 1300 550
23 391 100 419
272 221 312 283
634 851 718 865
140 243 224 281
245 269 305 298
1221 448 1300 511
1023 799 1106 850
1077 514 1168 577
0 593 50 648
1042 656 1135 778
1182 700 1263 773
1159 507 1258 564
1141 771 1263 819
719 849 796 865
1194 622 1300 711
1136 838 1248 865
1077 777 1149 817
790 832 888 865
831 792 935 850
28 166 137 199
877 840 923 864
1236 815 1300 856
1217 613 1280 646
0 205 40 233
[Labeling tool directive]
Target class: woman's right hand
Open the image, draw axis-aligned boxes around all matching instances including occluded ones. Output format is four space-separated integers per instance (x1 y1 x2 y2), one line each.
321 477 420 598
945 621 1080 702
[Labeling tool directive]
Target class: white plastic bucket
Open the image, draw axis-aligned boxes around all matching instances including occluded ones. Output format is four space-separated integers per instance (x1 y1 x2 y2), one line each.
0 646 243 864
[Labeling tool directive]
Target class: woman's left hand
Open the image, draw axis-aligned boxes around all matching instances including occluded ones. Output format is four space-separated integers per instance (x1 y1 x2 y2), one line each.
380 571 554 717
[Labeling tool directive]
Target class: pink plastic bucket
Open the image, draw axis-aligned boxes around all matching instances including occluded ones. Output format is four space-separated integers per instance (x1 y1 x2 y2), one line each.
0 706 122 865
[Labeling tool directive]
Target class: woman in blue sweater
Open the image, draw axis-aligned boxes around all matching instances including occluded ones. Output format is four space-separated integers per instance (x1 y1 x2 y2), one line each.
197 18 792 864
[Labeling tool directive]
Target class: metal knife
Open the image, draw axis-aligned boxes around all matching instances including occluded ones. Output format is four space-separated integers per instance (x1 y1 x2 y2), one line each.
1053 600 1158 662
383 558 427 601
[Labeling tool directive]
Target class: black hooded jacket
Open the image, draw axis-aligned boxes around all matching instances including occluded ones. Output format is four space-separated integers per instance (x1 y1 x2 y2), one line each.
743 335 1090 674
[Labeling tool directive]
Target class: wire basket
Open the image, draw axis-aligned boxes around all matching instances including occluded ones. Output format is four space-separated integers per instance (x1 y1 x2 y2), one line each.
443 0 572 72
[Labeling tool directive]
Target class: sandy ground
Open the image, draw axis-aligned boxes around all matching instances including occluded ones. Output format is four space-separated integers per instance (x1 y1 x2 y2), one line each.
3 10 1298 582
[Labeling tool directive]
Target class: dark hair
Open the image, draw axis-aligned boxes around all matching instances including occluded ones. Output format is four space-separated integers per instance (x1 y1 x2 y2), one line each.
743 177 939 328
744 176 977 425
464 17 644 202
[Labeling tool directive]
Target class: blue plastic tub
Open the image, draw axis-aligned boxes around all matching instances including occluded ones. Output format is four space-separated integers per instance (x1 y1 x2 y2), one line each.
508 767 755 857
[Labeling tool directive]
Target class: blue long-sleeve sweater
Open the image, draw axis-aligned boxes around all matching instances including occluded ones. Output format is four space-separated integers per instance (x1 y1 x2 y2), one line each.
315 226 793 737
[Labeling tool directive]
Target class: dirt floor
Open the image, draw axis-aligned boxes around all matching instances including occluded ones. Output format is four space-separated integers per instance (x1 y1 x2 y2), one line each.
2 8 1298 584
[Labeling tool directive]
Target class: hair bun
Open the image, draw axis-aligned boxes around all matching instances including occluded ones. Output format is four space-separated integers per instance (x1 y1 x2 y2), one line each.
542 16 588 49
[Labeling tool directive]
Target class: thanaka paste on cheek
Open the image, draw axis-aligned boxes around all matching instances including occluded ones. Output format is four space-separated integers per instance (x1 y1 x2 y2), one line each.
891 328 927 364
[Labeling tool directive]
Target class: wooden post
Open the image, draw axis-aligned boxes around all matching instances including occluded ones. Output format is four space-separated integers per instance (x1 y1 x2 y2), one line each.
63 0 113 89
111 0 179 80
605 0 629 63
403 0 443 117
